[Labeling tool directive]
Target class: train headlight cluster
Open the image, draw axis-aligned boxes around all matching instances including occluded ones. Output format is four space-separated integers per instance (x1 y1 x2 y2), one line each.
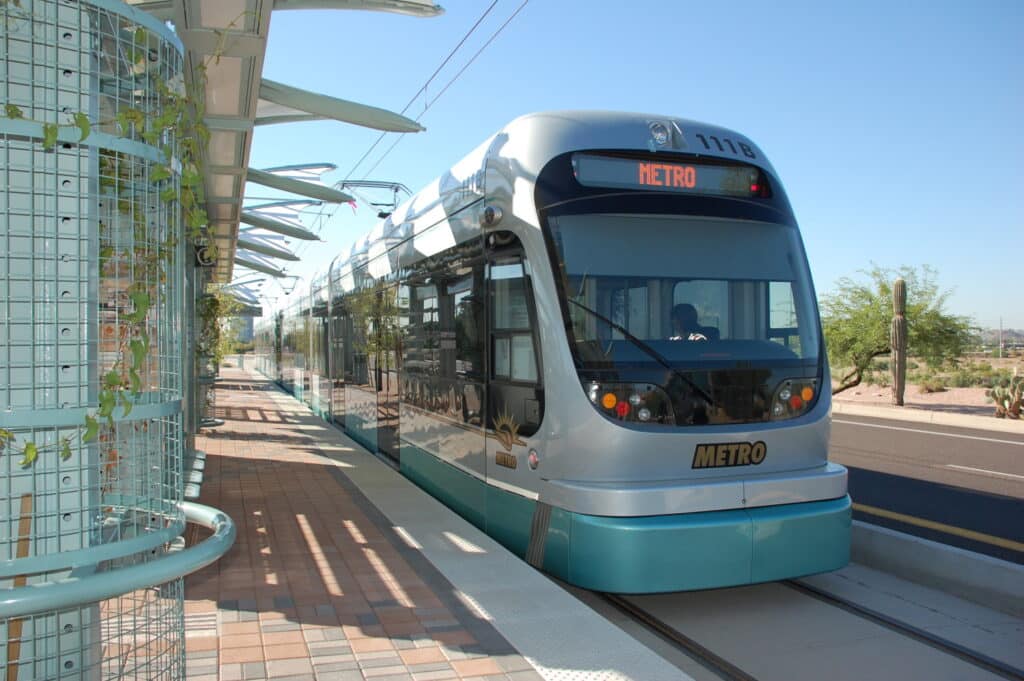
771 379 818 420
585 382 674 424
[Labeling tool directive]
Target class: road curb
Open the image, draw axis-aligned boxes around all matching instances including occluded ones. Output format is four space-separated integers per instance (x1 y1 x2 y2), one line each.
832 401 1024 434
851 520 1024 617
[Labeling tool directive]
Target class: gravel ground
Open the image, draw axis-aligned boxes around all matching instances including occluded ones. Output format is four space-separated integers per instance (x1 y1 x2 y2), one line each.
831 382 996 417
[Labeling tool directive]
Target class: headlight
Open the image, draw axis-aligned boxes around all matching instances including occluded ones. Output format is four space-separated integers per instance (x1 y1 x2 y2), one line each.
770 378 818 420
582 381 675 425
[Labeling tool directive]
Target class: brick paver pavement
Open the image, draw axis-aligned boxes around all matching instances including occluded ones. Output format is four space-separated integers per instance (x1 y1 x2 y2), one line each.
184 367 542 681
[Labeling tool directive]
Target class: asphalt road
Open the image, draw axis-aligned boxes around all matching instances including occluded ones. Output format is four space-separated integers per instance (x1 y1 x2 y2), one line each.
830 415 1024 564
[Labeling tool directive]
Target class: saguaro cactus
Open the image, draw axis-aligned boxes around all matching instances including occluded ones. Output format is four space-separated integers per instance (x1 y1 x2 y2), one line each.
891 278 908 405
986 372 1022 419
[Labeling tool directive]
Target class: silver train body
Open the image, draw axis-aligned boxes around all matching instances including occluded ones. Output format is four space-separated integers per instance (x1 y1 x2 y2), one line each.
254 111 851 593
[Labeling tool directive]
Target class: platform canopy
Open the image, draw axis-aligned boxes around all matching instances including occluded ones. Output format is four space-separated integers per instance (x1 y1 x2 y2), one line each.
127 0 442 283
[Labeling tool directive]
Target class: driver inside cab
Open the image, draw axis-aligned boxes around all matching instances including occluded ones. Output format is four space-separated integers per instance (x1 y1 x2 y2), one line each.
670 303 717 341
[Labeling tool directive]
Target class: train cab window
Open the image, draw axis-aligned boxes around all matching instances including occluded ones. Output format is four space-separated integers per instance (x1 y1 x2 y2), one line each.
491 260 538 383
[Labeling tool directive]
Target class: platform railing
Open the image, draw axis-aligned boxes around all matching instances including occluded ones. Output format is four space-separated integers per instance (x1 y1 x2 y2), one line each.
0 502 235 620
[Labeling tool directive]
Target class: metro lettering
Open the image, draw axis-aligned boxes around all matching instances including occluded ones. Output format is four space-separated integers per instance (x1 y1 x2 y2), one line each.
638 162 697 189
693 444 716 468
692 440 768 468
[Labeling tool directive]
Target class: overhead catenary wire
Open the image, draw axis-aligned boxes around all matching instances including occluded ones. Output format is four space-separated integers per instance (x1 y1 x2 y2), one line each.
342 0 502 182
267 1 530 301
359 0 530 180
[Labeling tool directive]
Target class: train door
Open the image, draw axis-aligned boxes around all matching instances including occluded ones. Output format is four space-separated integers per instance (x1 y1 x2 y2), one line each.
273 312 283 384
345 282 377 451
329 300 346 427
485 232 544 552
376 283 401 463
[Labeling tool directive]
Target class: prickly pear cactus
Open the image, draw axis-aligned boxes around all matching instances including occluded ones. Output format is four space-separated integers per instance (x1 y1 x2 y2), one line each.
890 278 908 406
986 372 1023 419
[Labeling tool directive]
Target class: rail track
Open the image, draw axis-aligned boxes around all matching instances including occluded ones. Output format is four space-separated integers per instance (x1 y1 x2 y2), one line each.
602 580 1024 681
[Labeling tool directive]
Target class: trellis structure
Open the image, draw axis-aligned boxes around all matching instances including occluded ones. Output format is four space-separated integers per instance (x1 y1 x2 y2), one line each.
1 2 234 679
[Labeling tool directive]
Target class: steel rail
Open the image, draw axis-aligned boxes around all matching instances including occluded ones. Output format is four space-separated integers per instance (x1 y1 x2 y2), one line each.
785 580 1024 681
602 594 761 681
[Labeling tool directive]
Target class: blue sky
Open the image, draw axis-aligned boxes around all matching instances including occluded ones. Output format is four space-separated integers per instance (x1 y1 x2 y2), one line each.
246 1 1023 329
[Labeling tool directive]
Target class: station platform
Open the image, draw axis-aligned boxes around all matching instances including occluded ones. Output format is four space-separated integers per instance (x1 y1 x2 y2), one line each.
183 367 683 681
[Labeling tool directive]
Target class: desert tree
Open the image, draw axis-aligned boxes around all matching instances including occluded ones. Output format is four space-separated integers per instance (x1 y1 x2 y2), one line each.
820 264 973 395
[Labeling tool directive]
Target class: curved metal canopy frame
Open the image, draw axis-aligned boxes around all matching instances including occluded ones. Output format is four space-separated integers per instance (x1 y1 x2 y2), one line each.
126 0 443 282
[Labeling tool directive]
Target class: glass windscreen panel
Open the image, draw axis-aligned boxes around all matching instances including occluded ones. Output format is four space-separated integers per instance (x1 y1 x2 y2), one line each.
548 214 822 425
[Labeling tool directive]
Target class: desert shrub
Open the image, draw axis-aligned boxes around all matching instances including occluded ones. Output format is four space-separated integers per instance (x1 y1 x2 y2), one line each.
907 367 931 384
918 378 946 393
949 370 976 388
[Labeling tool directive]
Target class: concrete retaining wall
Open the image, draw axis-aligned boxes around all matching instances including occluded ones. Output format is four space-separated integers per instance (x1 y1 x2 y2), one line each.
852 520 1024 616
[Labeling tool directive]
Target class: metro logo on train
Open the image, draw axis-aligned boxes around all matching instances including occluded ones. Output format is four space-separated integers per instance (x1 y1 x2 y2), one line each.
692 441 767 468
638 162 696 189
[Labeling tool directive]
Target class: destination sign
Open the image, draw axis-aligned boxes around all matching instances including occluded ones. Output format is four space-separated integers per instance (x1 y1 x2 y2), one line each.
573 154 767 198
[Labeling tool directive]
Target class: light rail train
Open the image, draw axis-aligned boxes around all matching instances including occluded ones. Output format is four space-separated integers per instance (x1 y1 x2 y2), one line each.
253 111 851 593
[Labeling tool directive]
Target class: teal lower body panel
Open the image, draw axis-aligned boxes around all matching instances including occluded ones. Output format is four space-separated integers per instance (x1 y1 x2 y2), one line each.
400 442 485 531
345 386 377 453
485 485 536 558
751 496 852 582
560 496 852 593
386 440 850 593
564 507 754 593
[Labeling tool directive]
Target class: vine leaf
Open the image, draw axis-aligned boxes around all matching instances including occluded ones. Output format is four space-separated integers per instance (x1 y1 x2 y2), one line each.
104 370 122 388
130 339 147 371
19 441 38 467
150 164 172 183
60 438 72 461
83 415 99 443
129 368 142 394
181 163 201 188
186 207 208 230
0 428 14 452
116 108 145 135
5 103 24 119
42 122 59 150
120 392 134 417
73 112 90 142
98 389 117 423
127 290 151 323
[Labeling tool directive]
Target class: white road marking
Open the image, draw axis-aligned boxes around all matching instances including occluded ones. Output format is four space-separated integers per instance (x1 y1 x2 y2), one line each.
945 464 1024 481
832 419 1024 446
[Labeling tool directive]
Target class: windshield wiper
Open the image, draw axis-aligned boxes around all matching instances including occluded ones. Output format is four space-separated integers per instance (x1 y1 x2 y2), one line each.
566 298 714 406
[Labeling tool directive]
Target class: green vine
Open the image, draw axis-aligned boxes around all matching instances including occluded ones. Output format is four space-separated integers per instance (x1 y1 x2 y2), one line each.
197 289 244 370
0 5 253 467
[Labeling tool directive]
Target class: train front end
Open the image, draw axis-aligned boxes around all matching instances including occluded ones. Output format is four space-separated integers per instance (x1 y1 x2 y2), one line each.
502 112 851 593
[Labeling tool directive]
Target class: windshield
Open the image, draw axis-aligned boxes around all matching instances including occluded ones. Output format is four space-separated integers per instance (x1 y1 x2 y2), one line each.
550 214 820 366
547 213 823 426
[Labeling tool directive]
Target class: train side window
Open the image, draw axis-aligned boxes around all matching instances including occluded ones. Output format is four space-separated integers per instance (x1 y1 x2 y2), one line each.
491 260 538 383
450 274 483 379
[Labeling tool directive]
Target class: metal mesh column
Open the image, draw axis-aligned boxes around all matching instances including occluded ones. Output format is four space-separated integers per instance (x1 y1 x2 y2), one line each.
0 3 229 679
